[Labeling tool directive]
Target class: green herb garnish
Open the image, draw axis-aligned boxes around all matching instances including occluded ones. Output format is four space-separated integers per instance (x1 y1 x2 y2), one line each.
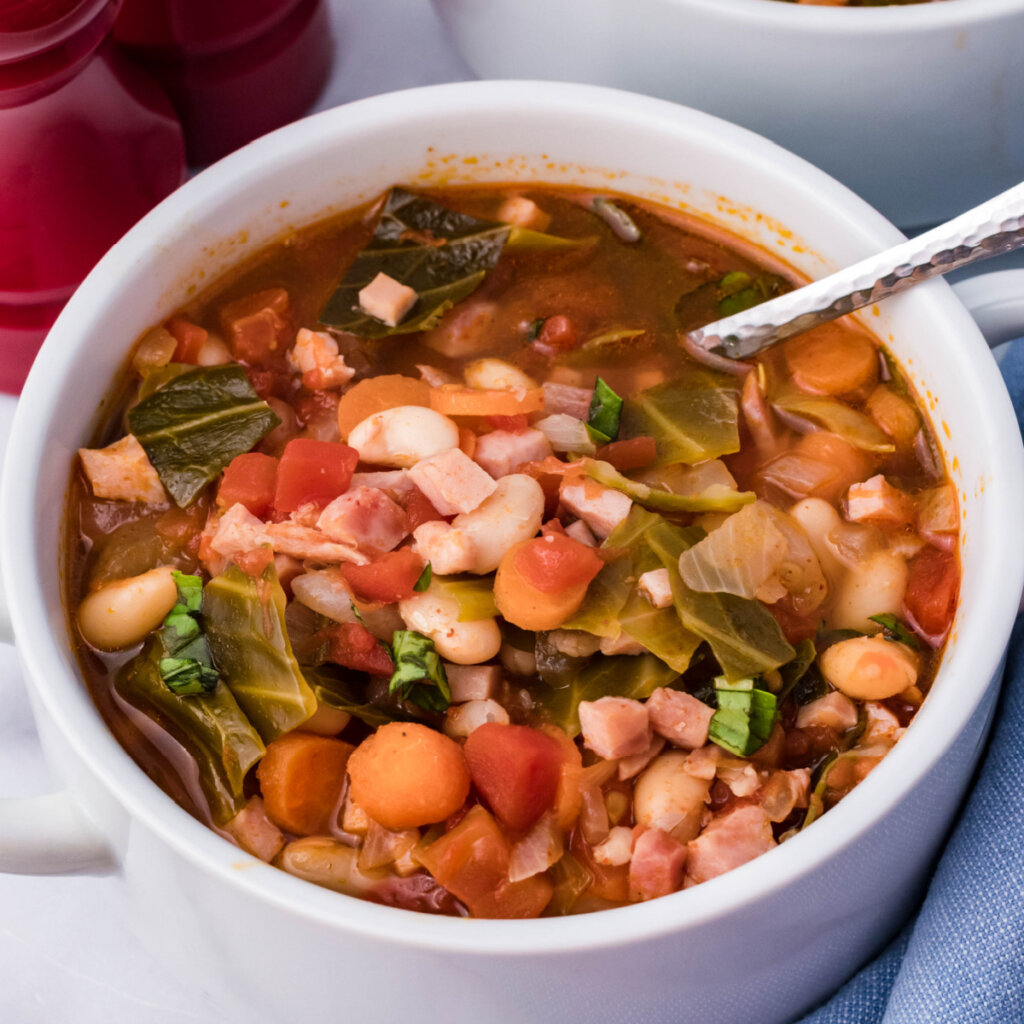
388 630 451 712
158 571 220 696
526 317 547 341
586 377 623 444
869 613 920 650
708 675 779 756
414 562 433 592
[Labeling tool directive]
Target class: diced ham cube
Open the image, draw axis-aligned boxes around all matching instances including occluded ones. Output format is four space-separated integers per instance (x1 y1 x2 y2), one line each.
408 448 497 516
564 519 597 547
317 486 410 553
542 381 592 419
411 520 477 575
560 479 632 539
795 691 859 732
474 428 553 479
629 827 687 901
445 663 502 702
79 434 167 504
638 568 673 609
578 696 652 759
422 300 498 359
444 698 510 739
618 735 666 781
497 196 551 231
685 805 776 886
349 470 416 501
592 826 634 867
717 760 762 797
862 700 905 745
265 521 368 565
209 502 272 561
646 687 714 751
845 474 915 527
227 797 285 863
358 272 418 327
287 327 356 390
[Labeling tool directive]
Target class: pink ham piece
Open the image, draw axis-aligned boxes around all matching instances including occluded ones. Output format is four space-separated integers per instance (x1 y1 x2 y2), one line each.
408 448 497 516
474 428 552 479
646 687 715 751
560 478 632 539
638 568 673 609
349 469 416 501
685 805 776 886
629 827 687 901
358 272 418 327
542 381 592 420
845 474 915 528
317 486 410 553
79 434 167 504
210 502 271 561
795 691 859 732
618 735 666 781
578 696 652 759
445 663 502 702
227 797 285 863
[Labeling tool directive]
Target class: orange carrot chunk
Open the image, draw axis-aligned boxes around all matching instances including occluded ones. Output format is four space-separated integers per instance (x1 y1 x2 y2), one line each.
337 374 431 439
784 322 878 397
429 385 545 418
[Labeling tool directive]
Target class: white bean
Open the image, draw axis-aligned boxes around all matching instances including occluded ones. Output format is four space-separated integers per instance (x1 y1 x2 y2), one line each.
444 699 510 739
820 635 919 701
78 566 178 651
831 549 907 632
398 588 502 665
633 752 711 844
463 358 537 391
347 405 459 468
196 333 233 366
277 837 385 895
452 473 545 573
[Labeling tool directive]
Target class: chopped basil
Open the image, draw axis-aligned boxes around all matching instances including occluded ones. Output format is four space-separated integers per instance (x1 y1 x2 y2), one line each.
127 365 280 507
526 317 547 341
869 613 920 650
389 630 451 712
413 562 433 593
158 571 219 696
590 197 642 243
586 377 623 444
708 675 779 756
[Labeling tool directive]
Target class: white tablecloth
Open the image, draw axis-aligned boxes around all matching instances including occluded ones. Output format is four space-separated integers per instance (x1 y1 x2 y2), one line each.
0 3 469 1021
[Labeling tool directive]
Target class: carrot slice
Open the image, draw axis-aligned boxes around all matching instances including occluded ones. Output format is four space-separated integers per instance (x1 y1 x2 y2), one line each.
429 385 544 418
337 374 431 439
784 322 878 397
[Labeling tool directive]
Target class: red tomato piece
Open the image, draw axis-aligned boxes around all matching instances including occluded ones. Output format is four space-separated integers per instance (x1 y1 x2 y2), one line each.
596 436 658 472
540 518 566 537
324 622 394 676
233 546 275 578
418 804 553 919
487 414 529 433
402 487 447 531
218 452 279 517
533 314 578 354
274 438 358 516
512 534 603 595
219 287 292 365
464 722 564 833
166 315 207 363
904 546 959 638
337 548 425 605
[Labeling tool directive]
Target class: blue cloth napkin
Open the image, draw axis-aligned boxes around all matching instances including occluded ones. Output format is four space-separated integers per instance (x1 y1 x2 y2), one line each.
799 339 1024 1024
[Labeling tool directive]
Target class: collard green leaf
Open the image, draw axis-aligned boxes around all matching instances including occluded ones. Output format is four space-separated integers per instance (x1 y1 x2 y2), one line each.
115 642 264 825
777 637 817 704
534 653 678 737
619 372 740 466
203 564 318 742
319 188 575 338
869 613 921 650
127 365 280 508
645 519 795 681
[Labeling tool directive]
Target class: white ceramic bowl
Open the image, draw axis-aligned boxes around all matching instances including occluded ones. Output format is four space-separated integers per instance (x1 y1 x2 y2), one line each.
431 0 1024 231
2 82 1024 1024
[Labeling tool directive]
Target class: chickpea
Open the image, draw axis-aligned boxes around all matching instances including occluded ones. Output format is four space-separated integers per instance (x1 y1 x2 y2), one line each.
78 566 178 651
633 752 711 844
819 635 919 701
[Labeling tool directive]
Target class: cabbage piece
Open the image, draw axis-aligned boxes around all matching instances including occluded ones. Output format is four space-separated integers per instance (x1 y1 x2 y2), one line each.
584 459 754 514
645 519 795 681
204 564 318 742
559 556 632 638
533 653 679 737
431 576 499 622
618 576 701 675
619 372 741 465
115 642 265 825
772 389 894 454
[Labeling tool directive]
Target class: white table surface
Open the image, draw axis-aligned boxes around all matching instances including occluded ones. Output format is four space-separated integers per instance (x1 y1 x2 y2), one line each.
0 3 470 1021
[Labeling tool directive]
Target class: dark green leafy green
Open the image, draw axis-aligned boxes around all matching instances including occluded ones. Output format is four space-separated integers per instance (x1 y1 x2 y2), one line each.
777 638 817 704
708 675 778 756
137 362 194 401
127 365 280 507
414 562 433 593
586 377 623 444
319 188 575 338
534 653 678 737
302 665 397 729
158 571 219 696
534 631 591 689
389 630 451 712
619 373 740 466
645 519 795 680
203 565 318 742
716 270 789 318
115 642 264 825
869 613 920 650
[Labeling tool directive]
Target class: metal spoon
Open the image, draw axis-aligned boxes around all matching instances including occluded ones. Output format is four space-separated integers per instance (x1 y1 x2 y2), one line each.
685 180 1024 362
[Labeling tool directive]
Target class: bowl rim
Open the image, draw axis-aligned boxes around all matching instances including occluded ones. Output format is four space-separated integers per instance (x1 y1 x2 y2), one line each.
4 79 1022 955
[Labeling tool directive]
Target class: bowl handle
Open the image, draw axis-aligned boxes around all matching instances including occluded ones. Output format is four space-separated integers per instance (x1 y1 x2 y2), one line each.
951 269 1024 349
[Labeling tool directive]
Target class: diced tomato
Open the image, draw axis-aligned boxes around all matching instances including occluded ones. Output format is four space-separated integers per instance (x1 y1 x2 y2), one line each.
219 287 292 365
418 804 553 918
218 452 279 517
166 315 207 363
904 546 959 639
337 548 425 605
402 486 447 530
233 546 275 577
274 438 359 516
533 314 579 354
512 534 603 595
487 414 529 433
464 723 564 833
595 436 658 472
540 518 566 537
324 622 395 675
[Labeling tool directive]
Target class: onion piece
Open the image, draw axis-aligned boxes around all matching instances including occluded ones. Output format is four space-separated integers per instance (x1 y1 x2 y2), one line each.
535 413 597 455
508 812 564 882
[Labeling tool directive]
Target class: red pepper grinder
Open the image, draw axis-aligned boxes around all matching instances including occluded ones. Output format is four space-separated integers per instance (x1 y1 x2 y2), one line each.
113 0 333 166
0 0 186 395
